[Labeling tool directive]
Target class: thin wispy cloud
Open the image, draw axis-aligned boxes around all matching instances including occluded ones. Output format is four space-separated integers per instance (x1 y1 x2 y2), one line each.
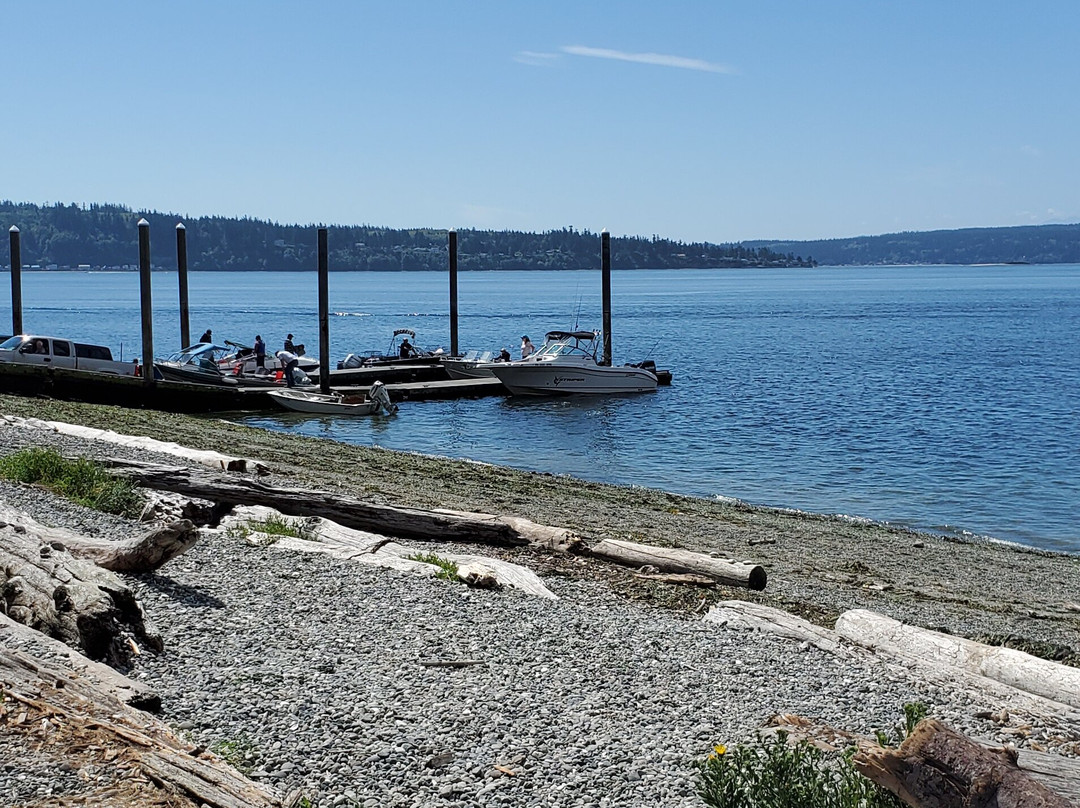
514 51 560 67
561 45 734 74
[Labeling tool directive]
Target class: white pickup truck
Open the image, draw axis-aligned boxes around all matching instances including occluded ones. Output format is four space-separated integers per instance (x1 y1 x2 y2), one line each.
0 335 140 376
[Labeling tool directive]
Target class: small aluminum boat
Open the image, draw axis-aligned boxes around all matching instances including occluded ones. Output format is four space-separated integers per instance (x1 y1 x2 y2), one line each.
267 388 379 415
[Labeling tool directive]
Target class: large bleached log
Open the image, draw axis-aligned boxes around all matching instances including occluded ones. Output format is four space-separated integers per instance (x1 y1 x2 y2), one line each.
0 508 161 667
0 503 197 573
106 458 582 550
588 538 767 590
706 603 1080 728
222 505 558 598
0 638 283 807
854 718 1073 808
835 609 1080 710
0 413 268 473
703 600 850 655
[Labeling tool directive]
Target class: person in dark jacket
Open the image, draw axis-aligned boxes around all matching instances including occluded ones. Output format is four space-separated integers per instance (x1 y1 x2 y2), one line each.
200 329 213 344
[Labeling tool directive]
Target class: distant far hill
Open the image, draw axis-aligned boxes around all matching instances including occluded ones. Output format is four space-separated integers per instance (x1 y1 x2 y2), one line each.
746 223 1080 266
3 201 1077 270
0 201 811 271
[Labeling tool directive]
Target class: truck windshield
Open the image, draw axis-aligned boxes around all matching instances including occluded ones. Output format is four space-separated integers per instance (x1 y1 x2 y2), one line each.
0 337 24 350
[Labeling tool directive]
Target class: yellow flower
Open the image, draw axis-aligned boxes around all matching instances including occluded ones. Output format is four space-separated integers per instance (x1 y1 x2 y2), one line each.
713 744 727 756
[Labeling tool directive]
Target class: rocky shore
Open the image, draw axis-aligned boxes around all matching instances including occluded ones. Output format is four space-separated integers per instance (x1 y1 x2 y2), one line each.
1 394 1078 807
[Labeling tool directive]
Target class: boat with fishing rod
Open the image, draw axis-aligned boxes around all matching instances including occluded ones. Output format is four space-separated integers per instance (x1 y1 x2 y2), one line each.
487 330 659 396
337 329 445 369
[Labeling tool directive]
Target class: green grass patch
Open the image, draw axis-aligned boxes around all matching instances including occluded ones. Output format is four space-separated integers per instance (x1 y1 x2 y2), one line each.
406 551 460 581
226 513 314 544
210 735 259 774
0 447 142 518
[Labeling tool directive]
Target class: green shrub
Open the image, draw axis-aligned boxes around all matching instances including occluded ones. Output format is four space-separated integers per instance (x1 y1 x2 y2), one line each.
696 732 902 808
0 448 143 518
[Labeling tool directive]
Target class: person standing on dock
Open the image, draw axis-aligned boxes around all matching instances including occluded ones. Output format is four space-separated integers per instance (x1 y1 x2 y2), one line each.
276 349 299 388
284 333 296 353
521 335 536 359
200 329 213 345
254 335 266 369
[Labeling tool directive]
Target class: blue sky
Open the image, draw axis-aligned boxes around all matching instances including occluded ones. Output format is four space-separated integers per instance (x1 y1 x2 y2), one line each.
5 1 1078 242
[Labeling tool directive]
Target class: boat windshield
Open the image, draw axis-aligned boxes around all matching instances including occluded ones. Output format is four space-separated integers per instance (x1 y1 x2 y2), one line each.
165 344 226 368
460 350 493 362
533 333 597 359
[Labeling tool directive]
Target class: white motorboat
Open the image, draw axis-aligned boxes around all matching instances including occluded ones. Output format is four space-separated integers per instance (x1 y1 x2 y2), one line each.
441 349 513 380
266 381 398 415
488 331 658 396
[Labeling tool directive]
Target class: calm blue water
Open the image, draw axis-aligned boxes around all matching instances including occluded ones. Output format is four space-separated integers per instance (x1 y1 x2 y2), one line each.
3 266 1078 553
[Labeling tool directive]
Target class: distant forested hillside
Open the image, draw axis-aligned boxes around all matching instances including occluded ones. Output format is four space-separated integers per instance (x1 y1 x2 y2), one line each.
0 202 812 271
747 223 1080 266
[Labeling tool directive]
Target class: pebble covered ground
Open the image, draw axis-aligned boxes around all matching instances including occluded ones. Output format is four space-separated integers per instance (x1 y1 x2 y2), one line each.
1 407 1078 807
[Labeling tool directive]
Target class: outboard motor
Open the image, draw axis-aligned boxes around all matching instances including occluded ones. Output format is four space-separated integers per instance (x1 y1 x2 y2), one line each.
338 353 364 370
368 380 398 414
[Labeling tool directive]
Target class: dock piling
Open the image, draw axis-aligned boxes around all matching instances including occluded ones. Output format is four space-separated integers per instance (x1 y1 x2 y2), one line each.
137 219 155 387
448 229 459 356
601 229 612 366
176 223 190 349
318 228 330 394
8 226 22 335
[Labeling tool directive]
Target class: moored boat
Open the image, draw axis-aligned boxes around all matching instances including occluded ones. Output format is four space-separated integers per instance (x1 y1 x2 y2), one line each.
156 343 309 387
337 329 444 369
488 330 658 396
267 381 398 415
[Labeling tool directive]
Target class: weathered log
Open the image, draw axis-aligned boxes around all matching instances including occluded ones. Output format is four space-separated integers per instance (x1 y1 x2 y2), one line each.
221 505 558 598
835 609 1080 709
769 714 1080 806
634 571 717 586
588 538 766 590
854 718 1073 808
0 502 198 573
0 507 161 667
703 600 851 655
707 603 1080 729
0 637 283 807
106 458 582 551
0 611 161 711
1 413 268 473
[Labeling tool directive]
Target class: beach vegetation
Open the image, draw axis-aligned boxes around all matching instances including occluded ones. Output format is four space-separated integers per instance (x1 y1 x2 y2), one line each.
407 552 460 581
0 447 142 518
210 735 259 774
696 703 929 808
226 513 313 543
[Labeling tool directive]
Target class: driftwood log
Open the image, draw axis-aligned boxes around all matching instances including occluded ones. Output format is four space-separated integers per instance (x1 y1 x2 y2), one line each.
707 602 1080 728
0 635 284 807
105 458 582 551
835 609 1080 710
0 502 198 573
588 538 767 590
222 505 558 599
2 413 268 473
769 714 1080 807
855 718 1073 808
0 506 164 667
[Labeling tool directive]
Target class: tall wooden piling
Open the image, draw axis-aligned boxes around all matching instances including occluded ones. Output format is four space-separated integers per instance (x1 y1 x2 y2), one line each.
137 219 155 387
176 222 190 349
317 227 330 394
601 229 612 366
8 226 22 335
448 229 459 356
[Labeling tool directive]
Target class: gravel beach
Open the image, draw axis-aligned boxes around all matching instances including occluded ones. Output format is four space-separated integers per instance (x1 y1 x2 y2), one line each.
1 394 1078 808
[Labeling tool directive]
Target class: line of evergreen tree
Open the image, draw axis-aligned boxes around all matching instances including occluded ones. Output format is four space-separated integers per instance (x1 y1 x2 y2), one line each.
0 201 813 271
